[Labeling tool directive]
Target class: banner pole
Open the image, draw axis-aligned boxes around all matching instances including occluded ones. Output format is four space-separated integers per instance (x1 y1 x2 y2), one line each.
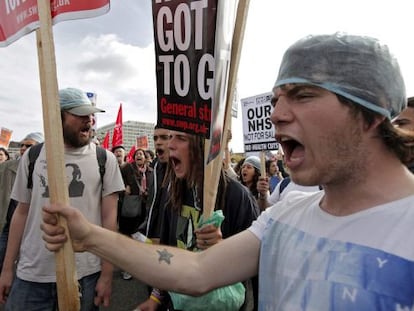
36 0 80 310
203 0 251 218
260 150 266 178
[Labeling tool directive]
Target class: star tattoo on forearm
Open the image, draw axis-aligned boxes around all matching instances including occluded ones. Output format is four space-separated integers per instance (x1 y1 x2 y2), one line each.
157 248 174 264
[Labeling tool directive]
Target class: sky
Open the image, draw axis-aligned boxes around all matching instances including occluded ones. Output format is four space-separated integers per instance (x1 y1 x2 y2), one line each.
0 0 413 153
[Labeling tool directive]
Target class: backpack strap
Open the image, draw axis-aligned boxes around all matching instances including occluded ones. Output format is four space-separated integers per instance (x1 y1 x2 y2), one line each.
279 177 291 195
27 143 44 189
95 146 107 188
28 143 107 190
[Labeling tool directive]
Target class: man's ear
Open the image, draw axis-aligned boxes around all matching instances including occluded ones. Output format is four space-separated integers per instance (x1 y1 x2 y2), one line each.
364 115 386 132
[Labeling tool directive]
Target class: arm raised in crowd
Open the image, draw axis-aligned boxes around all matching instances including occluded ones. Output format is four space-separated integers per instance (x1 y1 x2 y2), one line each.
41 203 260 296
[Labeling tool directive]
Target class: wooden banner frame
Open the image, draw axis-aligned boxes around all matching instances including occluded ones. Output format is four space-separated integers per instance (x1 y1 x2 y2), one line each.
36 0 80 310
203 0 250 218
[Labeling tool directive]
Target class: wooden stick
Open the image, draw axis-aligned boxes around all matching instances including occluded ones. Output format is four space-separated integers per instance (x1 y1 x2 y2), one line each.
203 0 251 218
260 150 266 178
36 0 80 310
221 0 250 150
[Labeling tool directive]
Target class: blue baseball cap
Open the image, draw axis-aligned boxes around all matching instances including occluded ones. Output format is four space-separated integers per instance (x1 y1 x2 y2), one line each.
59 88 105 116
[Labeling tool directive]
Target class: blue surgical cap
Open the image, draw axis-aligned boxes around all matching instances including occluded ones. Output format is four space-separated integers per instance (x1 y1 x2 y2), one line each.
274 33 406 119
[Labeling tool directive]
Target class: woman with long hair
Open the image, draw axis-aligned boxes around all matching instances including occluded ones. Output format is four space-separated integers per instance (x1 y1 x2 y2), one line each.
137 131 259 311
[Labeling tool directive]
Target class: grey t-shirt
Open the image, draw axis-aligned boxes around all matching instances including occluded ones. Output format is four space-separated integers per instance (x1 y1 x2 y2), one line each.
11 143 124 282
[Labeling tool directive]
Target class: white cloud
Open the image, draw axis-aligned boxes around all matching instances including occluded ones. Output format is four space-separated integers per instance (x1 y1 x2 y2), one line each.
54 33 157 128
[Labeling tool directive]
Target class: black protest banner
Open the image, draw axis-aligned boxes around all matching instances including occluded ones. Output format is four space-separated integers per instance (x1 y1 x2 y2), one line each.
152 0 217 137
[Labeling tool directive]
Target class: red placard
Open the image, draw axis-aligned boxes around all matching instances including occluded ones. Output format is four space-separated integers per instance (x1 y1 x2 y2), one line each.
0 0 110 46
0 127 13 148
136 136 149 150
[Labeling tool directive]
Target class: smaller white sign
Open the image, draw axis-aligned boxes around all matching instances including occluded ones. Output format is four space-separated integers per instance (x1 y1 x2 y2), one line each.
241 92 278 153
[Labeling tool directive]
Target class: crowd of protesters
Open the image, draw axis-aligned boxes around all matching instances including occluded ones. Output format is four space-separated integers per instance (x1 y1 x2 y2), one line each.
0 100 296 311
2 92 414 310
2 32 414 311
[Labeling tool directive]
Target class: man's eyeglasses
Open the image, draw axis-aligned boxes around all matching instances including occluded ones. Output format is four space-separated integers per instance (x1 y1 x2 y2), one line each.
20 144 33 148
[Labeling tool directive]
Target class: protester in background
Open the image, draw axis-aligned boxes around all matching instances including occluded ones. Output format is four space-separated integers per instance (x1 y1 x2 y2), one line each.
393 96 414 131
239 156 269 211
0 148 9 164
0 132 44 271
141 126 170 244
0 88 124 310
0 132 45 231
275 148 288 178
111 144 127 274
266 176 320 206
137 131 259 311
135 126 171 303
393 96 414 173
119 148 153 280
120 148 153 235
265 158 282 193
112 145 126 167
145 149 155 167
239 156 261 198
41 34 414 310
257 161 320 207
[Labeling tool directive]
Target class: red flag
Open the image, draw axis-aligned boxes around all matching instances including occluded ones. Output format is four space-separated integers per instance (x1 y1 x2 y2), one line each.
112 103 123 148
101 131 110 150
0 0 110 47
126 145 137 163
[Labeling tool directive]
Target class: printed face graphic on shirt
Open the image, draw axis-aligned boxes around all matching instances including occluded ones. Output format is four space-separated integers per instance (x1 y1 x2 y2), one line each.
37 162 85 198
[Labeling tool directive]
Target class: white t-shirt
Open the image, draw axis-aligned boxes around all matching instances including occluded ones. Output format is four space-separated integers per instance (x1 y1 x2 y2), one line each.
249 191 414 310
11 143 125 282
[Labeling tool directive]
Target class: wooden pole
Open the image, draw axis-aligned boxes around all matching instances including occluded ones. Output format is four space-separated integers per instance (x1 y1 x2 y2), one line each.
36 0 80 310
203 0 250 218
260 151 266 178
222 0 250 151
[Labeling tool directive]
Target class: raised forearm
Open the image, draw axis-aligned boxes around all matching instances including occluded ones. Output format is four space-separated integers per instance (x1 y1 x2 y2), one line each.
83 225 259 296
84 225 205 295
43 204 259 297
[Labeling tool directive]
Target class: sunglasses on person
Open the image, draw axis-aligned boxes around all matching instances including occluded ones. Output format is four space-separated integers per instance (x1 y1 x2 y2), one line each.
20 144 33 148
